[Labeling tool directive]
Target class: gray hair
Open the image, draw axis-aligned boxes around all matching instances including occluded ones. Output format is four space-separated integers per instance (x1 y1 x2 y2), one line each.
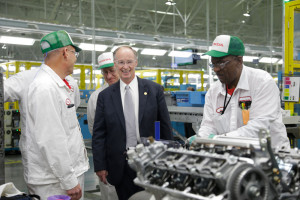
113 46 138 60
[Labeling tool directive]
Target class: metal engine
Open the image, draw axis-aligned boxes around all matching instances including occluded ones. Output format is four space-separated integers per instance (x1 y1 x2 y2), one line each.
127 130 300 200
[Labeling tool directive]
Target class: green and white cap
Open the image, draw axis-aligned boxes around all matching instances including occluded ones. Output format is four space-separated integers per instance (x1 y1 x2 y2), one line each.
96 52 114 70
204 35 245 57
40 30 81 54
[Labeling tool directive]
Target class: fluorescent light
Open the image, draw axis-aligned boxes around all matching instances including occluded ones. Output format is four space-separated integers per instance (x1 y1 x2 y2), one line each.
111 46 139 52
277 59 283 64
168 51 192 58
197 53 210 60
243 56 259 62
148 10 178 16
73 69 81 74
243 12 250 17
165 0 176 5
0 36 35 45
259 57 279 63
141 48 167 56
79 43 108 51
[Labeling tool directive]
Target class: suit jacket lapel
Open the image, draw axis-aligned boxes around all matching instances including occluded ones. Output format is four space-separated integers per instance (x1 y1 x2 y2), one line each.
138 77 148 125
111 81 125 130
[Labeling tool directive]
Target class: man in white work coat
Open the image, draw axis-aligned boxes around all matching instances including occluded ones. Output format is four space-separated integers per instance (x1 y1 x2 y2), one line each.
197 35 290 149
4 68 80 148
25 30 89 200
87 52 119 200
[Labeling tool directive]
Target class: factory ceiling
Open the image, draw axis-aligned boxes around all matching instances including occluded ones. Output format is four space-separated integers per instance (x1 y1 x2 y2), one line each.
0 0 285 72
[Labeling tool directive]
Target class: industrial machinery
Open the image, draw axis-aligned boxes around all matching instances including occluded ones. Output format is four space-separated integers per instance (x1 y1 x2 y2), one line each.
127 130 300 200
4 109 21 151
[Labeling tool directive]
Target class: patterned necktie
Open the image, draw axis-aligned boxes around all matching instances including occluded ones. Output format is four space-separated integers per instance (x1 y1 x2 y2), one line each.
124 85 137 148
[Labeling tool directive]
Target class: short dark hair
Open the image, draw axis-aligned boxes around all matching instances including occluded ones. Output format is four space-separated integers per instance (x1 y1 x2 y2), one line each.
113 46 138 60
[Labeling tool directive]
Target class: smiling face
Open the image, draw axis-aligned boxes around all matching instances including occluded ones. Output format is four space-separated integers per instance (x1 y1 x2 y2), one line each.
114 47 138 85
212 55 243 89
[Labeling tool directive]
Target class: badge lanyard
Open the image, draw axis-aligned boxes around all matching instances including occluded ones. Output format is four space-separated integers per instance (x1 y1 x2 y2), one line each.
221 87 232 115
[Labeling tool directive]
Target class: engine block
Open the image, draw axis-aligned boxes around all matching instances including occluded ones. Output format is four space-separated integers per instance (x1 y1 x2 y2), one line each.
127 131 300 200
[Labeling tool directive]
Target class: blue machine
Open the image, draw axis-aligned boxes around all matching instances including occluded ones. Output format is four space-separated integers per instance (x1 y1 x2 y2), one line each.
171 91 206 107
78 89 94 139
170 90 206 137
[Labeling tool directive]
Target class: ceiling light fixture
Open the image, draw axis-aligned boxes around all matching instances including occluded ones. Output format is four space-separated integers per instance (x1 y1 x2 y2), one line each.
243 11 250 17
243 56 259 62
168 51 192 58
259 57 279 64
79 43 108 51
165 0 176 6
243 3 251 17
148 10 178 16
141 48 167 56
0 36 35 46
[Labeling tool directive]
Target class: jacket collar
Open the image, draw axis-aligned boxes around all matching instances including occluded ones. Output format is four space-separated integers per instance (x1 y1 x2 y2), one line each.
41 64 71 90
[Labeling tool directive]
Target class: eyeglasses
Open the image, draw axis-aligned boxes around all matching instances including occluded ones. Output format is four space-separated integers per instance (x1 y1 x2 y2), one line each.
69 50 79 58
209 60 231 69
101 68 116 76
115 60 136 66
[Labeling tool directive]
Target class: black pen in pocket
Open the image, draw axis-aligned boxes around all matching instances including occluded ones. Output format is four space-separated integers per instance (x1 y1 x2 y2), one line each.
67 104 74 108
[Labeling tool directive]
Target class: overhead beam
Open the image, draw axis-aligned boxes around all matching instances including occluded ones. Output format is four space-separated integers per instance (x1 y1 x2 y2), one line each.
49 0 63 20
122 0 140 29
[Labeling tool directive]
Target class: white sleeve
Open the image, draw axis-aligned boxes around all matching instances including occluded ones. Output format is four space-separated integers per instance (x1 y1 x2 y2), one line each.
87 92 97 135
198 89 218 137
28 85 78 189
74 84 81 109
226 78 279 137
4 73 24 102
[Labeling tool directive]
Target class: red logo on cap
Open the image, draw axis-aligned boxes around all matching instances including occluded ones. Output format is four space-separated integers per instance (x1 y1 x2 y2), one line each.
213 43 223 47
98 58 112 64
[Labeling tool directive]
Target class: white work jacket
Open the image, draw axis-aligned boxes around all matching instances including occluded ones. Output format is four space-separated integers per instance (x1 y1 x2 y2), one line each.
4 68 80 138
198 65 290 149
24 64 89 190
87 83 108 134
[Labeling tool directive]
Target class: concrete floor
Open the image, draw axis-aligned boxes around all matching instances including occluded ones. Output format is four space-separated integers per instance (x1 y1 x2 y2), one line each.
4 140 101 200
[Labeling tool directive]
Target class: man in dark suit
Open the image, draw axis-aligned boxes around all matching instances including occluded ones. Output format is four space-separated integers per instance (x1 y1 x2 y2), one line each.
92 46 173 200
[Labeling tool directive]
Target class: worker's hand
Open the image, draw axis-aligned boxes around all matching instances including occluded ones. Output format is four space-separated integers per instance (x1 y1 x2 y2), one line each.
96 170 108 184
66 183 82 200
186 135 197 146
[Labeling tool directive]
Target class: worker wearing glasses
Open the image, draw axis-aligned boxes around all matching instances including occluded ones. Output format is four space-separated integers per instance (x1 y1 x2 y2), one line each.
24 30 89 199
194 35 290 150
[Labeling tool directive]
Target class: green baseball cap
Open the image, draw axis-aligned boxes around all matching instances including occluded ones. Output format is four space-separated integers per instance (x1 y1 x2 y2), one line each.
40 30 81 54
204 35 245 57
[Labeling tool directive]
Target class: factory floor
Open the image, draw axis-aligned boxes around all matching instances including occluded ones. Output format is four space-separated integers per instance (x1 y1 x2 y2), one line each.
4 140 102 200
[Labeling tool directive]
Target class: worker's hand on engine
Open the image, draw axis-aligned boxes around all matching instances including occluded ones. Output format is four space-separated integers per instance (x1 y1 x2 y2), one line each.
96 170 108 184
66 183 82 200
186 135 197 146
